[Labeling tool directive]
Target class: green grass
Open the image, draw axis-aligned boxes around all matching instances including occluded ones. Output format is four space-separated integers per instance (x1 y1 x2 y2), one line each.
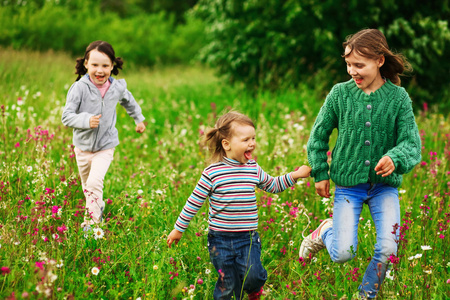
0 47 449 299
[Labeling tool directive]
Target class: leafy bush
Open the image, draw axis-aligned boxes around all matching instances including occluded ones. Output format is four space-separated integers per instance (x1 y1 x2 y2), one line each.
0 0 206 66
195 0 450 109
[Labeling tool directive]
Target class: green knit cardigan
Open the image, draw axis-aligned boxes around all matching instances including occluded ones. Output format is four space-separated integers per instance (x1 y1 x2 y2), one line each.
307 79 421 188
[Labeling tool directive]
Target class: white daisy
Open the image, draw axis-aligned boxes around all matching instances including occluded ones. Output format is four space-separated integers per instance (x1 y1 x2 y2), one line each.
421 245 432 251
91 267 100 276
153 265 158 270
93 228 104 240
205 269 211 274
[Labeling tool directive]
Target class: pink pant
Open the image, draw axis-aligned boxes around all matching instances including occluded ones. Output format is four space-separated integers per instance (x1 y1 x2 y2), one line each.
74 147 114 227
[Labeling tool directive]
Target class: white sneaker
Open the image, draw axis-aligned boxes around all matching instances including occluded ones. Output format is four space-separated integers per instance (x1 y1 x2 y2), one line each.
299 218 332 260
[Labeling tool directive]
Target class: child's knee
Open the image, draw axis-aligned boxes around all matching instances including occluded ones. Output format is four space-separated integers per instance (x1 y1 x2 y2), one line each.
243 266 267 293
331 251 355 264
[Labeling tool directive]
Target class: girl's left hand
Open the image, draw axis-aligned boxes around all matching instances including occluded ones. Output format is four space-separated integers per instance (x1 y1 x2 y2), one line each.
375 156 395 177
136 122 146 133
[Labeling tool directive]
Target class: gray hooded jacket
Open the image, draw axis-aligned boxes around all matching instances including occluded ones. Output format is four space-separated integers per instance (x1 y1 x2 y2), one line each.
62 75 145 152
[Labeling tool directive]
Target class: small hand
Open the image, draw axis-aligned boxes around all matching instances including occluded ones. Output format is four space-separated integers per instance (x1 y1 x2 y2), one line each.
292 165 312 180
167 229 183 248
136 122 146 133
375 156 395 177
315 180 331 198
90 114 101 128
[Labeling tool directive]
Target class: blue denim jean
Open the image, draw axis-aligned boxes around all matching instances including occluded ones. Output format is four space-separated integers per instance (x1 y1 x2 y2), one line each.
321 183 400 299
207 230 267 300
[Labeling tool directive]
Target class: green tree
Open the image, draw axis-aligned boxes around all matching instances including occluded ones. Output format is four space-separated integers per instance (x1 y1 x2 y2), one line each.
195 0 450 108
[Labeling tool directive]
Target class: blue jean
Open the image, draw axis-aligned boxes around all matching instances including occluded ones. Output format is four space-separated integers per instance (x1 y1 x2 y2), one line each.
321 183 400 299
207 230 267 300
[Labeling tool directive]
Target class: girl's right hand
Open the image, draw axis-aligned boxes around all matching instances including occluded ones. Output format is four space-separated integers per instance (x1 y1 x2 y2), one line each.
90 114 101 128
315 180 331 198
167 229 183 248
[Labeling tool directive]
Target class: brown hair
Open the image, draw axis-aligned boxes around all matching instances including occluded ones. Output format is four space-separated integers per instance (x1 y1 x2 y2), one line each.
75 41 124 81
203 111 255 163
342 29 412 85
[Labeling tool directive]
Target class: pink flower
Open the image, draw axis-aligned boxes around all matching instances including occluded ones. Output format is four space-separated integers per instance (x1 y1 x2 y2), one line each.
1 267 10 275
57 224 67 233
15 142 20 148
197 278 204 284
447 279 450 284
35 261 45 270
439 234 445 239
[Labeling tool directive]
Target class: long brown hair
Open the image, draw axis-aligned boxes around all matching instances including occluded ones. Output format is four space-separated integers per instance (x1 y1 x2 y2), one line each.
203 111 255 163
342 29 412 85
75 41 123 81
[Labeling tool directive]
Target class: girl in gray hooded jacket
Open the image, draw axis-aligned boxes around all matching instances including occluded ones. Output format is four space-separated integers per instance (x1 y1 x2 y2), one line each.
62 41 145 229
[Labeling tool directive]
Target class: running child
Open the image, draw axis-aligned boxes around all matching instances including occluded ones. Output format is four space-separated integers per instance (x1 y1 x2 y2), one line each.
167 111 311 300
301 29 421 299
62 41 146 229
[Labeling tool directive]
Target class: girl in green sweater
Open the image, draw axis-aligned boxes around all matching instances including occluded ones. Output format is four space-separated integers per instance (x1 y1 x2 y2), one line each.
301 29 421 299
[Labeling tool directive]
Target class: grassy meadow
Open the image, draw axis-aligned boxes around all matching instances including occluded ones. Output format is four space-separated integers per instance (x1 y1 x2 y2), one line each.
0 47 449 299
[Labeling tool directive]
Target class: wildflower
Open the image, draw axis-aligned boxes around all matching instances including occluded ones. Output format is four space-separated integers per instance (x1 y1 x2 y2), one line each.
93 228 104 240
1 267 10 275
35 261 45 270
15 142 20 148
91 267 100 276
153 265 158 270
52 233 59 239
205 269 211 274
197 278 204 284
155 189 163 195
57 224 67 233
56 260 64 268
385 269 394 280
399 189 406 194
421 245 432 251
27 166 33 172
137 189 144 195
289 240 294 246
447 279 450 284
423 269 432 274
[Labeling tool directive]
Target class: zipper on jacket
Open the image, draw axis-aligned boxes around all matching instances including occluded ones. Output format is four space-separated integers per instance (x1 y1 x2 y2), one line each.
91 89 105 152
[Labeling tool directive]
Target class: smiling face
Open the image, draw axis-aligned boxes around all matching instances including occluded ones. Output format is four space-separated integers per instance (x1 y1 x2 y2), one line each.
84 49 114 85
222 123 256 164
345 46 385 94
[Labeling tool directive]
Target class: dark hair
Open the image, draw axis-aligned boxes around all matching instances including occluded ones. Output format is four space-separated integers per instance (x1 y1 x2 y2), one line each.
203 111 255 163
342 29 412 85
75 41 123 81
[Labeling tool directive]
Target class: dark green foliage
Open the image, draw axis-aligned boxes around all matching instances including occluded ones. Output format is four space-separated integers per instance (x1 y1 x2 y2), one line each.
0 0 206 66
195 0 450 108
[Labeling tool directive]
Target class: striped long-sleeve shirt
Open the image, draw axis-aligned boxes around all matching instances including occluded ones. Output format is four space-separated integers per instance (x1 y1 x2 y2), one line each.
175 157 296 232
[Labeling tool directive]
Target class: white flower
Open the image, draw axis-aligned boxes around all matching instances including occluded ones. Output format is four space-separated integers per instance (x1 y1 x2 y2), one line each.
137 189 144 195
57 208 62 216
421 245 432 251
385 269 394 280
415 253 423 259
27 166 33 172
153 265 158 270
52 233 59 239
93 228 104 240
155 189 163 195
399 189 406 194
56 260 64 268
91 267 100 276
205 269 211 274
423 269 432 274
289 240 294 246
136 298 142 300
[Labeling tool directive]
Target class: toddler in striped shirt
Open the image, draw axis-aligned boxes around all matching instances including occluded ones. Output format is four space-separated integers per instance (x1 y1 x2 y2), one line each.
167 111 311 300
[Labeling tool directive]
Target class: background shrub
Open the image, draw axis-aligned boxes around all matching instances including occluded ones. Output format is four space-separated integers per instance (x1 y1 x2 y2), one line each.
195 0 450 109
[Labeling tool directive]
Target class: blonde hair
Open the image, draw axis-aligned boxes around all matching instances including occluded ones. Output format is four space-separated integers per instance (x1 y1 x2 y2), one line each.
342 28 412 86
203 111 255 163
